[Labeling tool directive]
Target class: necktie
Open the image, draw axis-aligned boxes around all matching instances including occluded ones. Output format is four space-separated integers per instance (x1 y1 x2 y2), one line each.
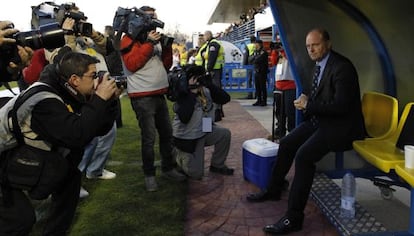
311 65 321 98
310 65 321 127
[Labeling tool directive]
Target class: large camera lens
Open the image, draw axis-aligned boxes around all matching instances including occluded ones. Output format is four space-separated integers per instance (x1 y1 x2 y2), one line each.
14 22 65 50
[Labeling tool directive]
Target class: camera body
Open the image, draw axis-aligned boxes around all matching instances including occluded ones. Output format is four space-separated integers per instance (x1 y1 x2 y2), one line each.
113 7 173 43
0 22 65 64
166 66 211 101
97 71 127 89
63 10 93 37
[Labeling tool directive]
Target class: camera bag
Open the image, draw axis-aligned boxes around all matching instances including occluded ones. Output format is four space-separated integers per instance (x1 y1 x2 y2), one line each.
0 82 69 201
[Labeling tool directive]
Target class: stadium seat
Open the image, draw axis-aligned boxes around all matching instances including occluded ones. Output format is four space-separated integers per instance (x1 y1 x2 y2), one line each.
353 102 414 173
361 91 398 140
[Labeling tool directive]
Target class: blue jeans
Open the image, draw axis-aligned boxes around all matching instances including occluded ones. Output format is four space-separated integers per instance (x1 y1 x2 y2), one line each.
130 95 175 176
78 122 117 177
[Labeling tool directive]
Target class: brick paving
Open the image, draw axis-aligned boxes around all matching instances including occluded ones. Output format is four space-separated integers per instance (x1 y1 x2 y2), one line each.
184 100 339 236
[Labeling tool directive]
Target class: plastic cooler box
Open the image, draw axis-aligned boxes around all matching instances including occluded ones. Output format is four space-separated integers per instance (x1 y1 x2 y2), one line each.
242 138 279 190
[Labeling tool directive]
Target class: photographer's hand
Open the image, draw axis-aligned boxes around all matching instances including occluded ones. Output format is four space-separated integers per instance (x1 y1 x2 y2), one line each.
8 46 33 72
62 18 75 33
188 76 199 94
0 21 18 46
95 72 118 101
147 30 161 44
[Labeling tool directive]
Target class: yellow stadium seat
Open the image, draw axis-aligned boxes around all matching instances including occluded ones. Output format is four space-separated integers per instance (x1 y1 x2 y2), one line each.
361 91 398 140
353 102 414 173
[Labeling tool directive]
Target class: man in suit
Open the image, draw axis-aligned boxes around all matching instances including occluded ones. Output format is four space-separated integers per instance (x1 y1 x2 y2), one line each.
246 28 365 234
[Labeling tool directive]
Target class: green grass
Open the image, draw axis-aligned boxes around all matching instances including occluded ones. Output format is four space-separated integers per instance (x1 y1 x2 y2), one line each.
32 96 187 236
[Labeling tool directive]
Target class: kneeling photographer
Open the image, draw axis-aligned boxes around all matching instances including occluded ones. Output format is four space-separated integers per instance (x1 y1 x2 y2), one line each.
172 65 233 180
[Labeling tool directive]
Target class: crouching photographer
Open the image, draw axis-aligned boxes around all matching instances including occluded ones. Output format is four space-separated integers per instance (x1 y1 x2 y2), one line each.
0 52 118 235
172 65 234 180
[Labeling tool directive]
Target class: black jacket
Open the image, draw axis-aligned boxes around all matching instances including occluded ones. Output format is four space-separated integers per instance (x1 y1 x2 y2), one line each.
175 83 230 124
251 48 268 75
31 64 117 166
304 50 365 151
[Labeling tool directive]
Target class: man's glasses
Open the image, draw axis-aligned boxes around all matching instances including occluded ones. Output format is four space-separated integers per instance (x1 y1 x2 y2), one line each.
81 72 98 79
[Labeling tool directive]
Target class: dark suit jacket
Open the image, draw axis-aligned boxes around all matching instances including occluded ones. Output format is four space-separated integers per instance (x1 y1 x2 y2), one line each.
305 50 365 151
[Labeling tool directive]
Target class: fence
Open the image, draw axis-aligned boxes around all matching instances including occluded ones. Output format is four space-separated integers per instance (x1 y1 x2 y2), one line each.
221 63 275 92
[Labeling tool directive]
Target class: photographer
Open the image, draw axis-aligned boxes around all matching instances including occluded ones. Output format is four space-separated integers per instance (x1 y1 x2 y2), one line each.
22 4 119 195
0 52 118 235
0 20 34 82
172 65 233 180
120 5 185 192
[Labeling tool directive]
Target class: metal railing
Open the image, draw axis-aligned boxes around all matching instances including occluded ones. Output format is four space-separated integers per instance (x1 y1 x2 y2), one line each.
219 20 255 42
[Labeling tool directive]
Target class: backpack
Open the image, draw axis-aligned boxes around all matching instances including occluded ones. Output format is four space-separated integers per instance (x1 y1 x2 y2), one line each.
0 82 69 201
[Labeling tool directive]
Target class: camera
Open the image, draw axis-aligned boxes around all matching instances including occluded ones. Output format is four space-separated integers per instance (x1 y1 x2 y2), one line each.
1 22 65 63
186 65 211 88
97 71 127 89
113 7 174 43
270 41 283 50
63 10 93 37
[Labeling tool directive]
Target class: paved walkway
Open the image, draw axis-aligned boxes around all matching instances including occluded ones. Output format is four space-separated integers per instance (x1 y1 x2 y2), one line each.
185 100 339 236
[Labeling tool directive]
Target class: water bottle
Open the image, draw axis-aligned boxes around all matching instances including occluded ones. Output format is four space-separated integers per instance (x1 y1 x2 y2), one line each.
340 172 356 218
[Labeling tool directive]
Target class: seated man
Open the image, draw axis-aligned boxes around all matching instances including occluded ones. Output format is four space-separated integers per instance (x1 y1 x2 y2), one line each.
172 65 233 179
246 28 365 234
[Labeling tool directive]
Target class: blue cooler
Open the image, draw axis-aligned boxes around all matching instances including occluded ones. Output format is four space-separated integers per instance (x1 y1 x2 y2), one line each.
242 138 279 190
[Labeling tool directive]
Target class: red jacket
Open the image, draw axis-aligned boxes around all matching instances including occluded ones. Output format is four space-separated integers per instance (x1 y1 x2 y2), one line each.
23 49 48 85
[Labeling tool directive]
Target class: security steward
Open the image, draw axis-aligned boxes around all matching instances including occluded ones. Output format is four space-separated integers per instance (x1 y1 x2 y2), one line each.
203 30 225 122
194 34 207 67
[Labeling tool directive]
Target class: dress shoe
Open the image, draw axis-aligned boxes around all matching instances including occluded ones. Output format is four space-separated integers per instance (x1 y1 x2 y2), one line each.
263 216 302 235
246 190 281 202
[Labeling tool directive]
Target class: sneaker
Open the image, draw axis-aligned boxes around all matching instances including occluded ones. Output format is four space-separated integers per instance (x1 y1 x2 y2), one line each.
79 186 89 198
162 169 187 182
145 176 158 192
86 169 116 180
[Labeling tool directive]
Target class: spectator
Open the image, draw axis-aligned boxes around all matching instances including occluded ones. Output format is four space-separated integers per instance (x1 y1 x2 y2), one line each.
274 45 296 140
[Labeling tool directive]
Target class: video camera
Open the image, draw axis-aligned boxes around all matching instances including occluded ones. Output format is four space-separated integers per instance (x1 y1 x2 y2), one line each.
113 7 174 44
97 71 127 89
0 22 65 63
61 4 93 37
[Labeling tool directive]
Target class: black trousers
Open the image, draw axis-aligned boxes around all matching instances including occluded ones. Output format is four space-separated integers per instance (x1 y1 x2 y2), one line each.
267 121 330 222
274 89 296 136
0 167 81 236
254 73 267 103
